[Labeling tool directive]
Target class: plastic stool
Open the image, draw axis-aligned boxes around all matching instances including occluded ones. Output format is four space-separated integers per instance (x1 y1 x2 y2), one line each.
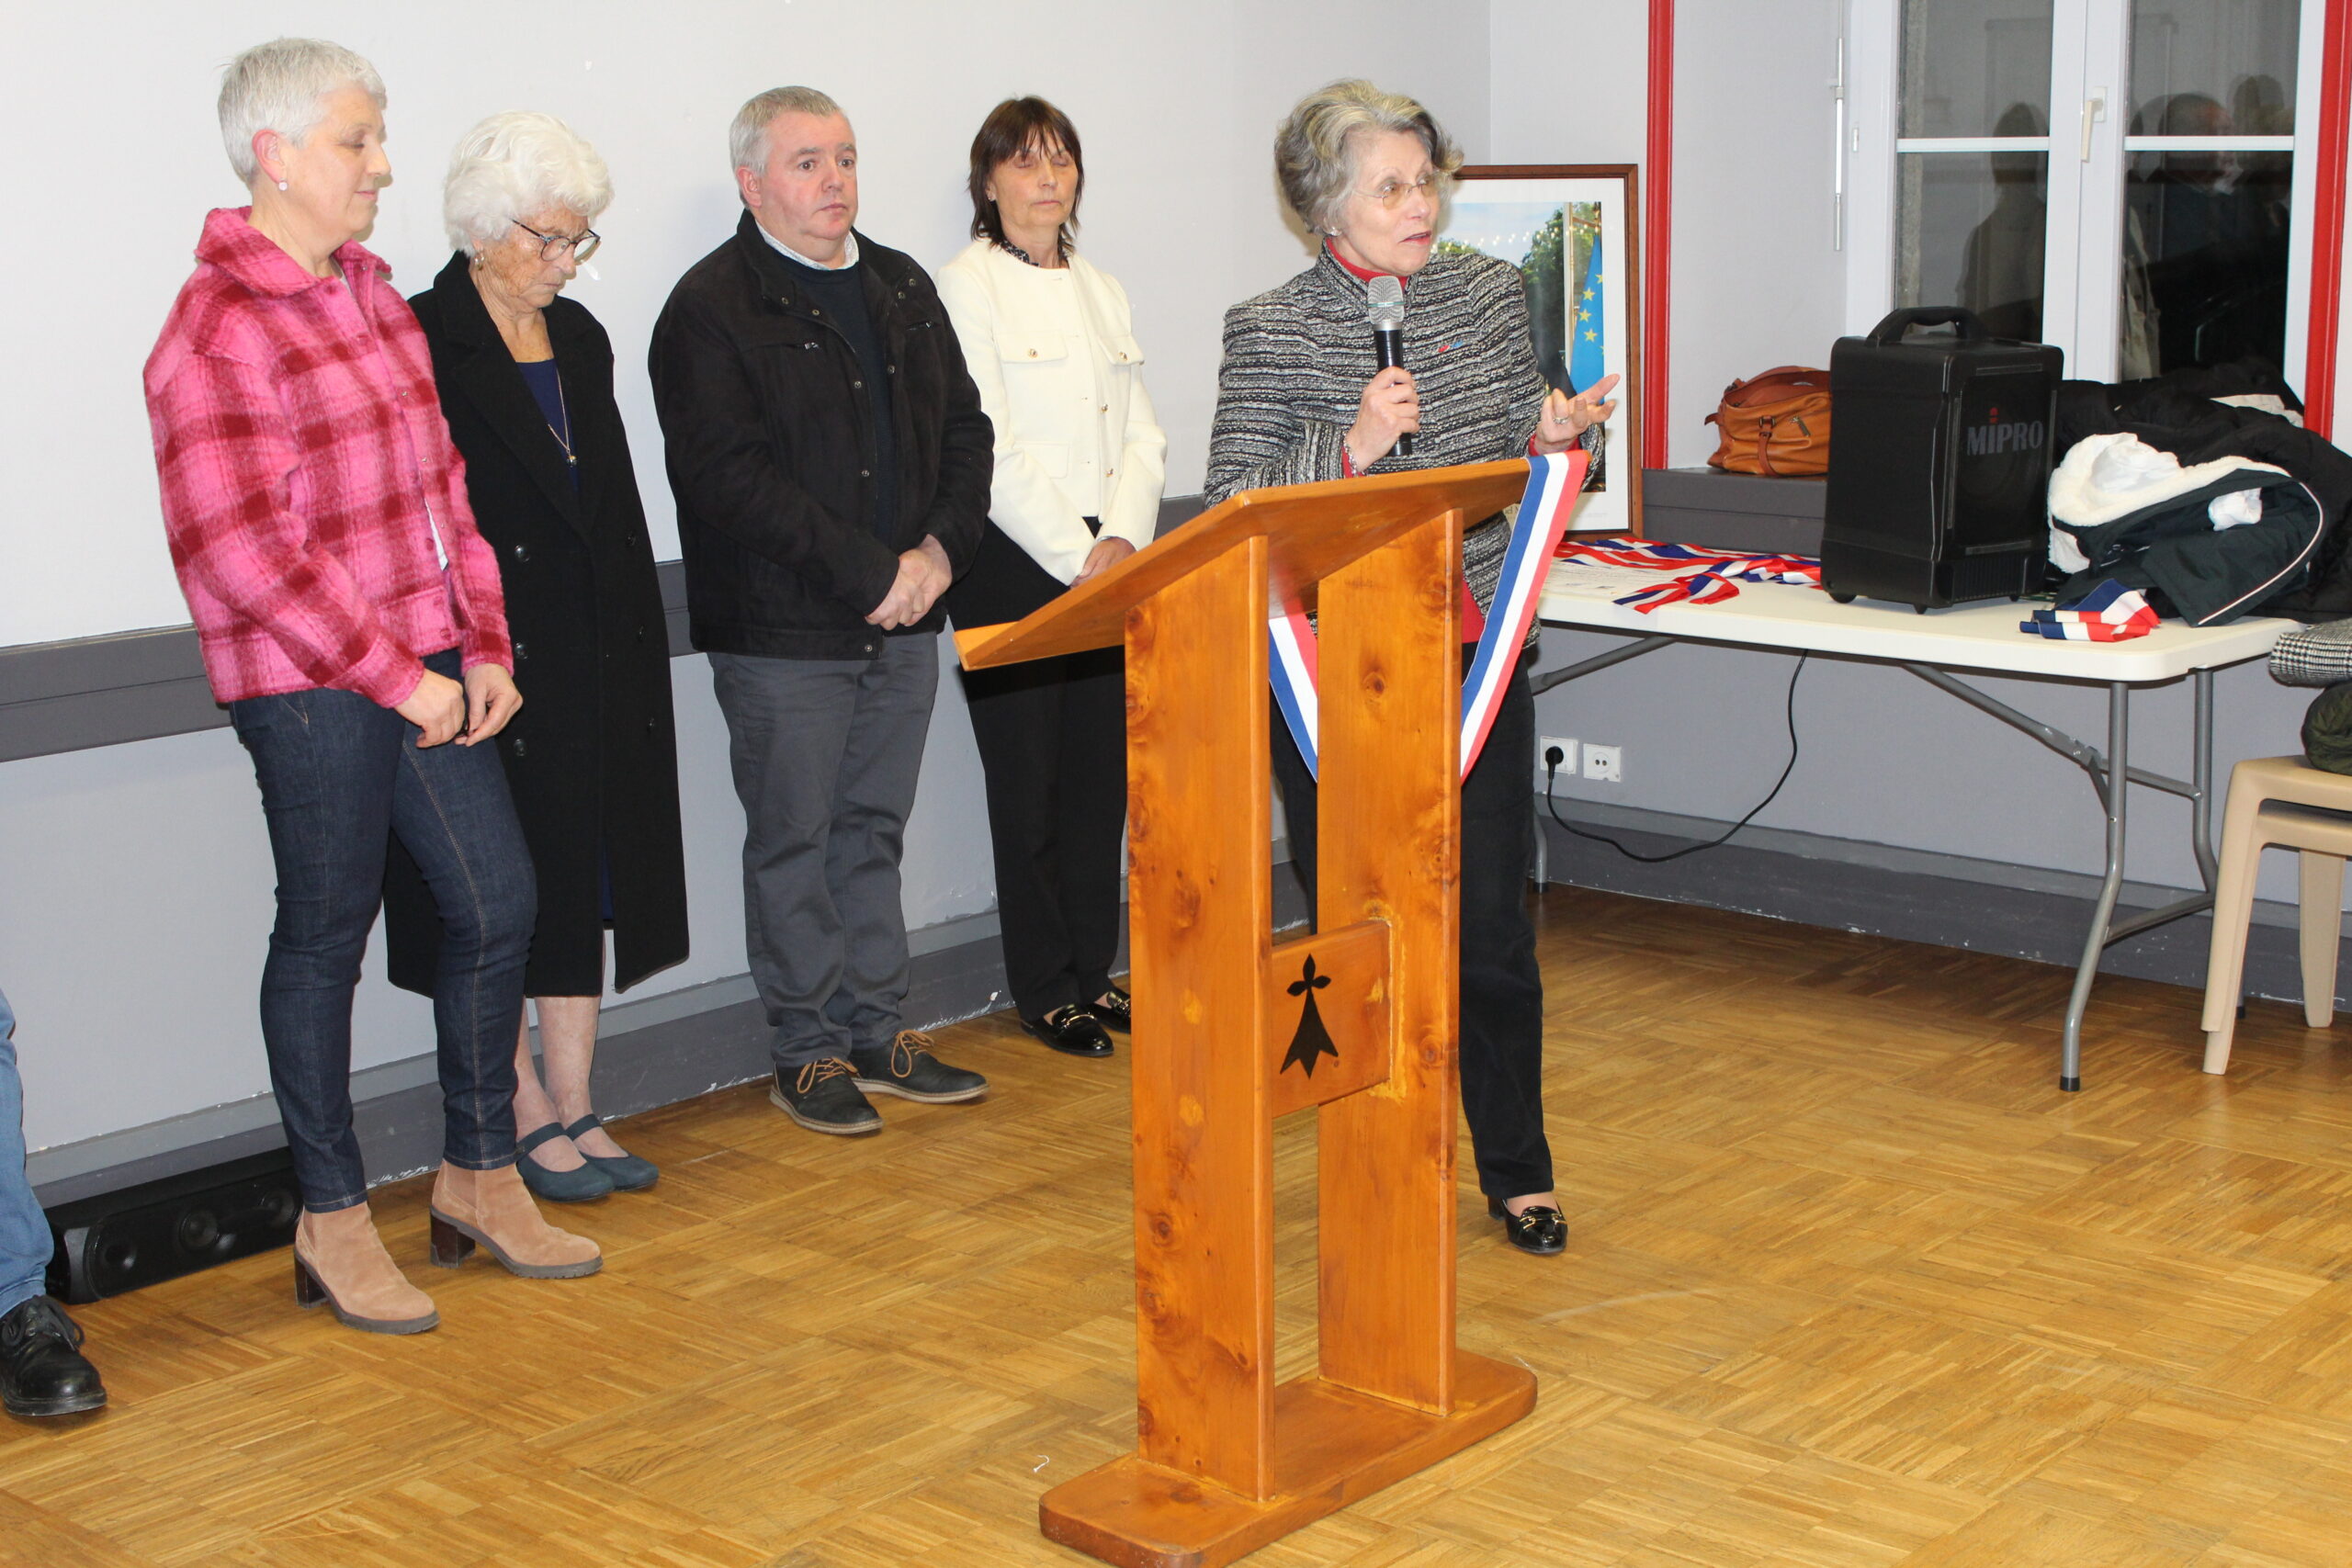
2199 755 2352 1074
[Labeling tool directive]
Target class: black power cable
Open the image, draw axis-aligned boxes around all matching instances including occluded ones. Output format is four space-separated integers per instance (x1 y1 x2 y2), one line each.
1543 653 1808 865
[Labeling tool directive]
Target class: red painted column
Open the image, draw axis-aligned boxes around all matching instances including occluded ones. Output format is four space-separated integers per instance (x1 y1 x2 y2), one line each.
2305 0 2351 439
1643 0 1675 471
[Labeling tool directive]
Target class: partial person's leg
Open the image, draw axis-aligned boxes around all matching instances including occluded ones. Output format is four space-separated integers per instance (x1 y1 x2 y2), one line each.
1271 708 1320 920
510 1014 585 1170
710 653 862 1071
533 997 621 1154
506 1001 615 1202
0 987 50 1319
827 635 938 1054
234 684 440 1329
1057 647 1130 1003
1456 652 1555 1209
963 656 1081 1019
388 689 536 1178
232 685 405 1213
0 985 107 1417
830 637 989 1103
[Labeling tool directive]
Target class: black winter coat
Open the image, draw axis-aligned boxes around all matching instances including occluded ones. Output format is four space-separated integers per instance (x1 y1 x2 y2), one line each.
383 254 689 996
647 214 991 659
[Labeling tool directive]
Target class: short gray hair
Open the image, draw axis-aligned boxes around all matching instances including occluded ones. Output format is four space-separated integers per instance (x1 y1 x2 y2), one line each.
729 85 846 175
444 112 614 255
1274 79 1462 236
217 38 387 186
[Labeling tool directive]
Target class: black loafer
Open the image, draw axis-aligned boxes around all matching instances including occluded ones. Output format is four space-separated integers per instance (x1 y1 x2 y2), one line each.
1086 987 1133 1034
1487 1198 1567 1256
0 1296 107 1418
850 1031 989 1103
769 1057 882 1135
1025 1005 1114 1057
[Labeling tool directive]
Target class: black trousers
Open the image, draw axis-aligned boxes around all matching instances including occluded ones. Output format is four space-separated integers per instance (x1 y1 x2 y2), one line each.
1272 646 1553 1201
951 520 1127 1021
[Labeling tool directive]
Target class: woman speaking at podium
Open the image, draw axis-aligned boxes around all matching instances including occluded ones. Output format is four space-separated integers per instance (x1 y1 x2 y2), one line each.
1206 79 1616 1257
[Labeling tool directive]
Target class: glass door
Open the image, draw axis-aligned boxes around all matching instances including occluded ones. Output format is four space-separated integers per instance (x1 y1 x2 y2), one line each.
1853 0 2325 389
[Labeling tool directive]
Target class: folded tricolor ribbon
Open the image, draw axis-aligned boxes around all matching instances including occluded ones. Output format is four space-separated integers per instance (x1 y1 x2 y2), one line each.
1554 537 1826 610
2021 578 2159 641
1268 448 1589 782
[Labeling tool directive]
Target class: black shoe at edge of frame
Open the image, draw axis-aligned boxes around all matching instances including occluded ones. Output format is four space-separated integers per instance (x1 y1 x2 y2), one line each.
1086 986 1133 1034
0 1296 107 1418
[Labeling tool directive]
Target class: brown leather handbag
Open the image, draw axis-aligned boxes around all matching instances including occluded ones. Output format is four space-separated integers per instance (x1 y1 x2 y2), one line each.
1705 366 1832 476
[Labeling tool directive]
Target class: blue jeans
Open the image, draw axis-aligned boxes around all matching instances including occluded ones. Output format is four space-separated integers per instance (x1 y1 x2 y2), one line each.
231 650 536 1212
0 986 54 1316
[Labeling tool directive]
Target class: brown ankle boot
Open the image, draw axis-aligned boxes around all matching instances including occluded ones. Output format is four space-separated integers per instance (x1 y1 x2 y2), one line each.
429 1162 603 1279
293 1204 439 1334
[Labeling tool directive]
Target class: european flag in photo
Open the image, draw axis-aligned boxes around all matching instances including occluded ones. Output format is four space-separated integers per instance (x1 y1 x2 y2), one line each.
1569 217 1605 395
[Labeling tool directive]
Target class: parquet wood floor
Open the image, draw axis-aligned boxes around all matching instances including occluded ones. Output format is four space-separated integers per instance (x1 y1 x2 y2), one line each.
10 887 2352 1565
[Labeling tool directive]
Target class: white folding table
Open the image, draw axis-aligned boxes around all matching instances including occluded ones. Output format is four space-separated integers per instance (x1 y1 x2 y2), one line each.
1533 566 2292 1089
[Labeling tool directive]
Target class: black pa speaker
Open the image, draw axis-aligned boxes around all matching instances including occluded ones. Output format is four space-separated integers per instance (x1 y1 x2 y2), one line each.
1823 306 2063 611
45 1149 301 1303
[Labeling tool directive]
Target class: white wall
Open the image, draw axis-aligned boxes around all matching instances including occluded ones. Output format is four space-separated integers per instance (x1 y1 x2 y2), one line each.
0 0 1491 1155
0 0 1492 649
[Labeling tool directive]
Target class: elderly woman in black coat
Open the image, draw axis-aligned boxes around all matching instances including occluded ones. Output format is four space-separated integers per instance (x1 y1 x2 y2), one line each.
386 112 689 1201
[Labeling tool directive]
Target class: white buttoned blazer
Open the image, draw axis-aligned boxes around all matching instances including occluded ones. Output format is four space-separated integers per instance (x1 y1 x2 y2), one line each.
934 239 1168 584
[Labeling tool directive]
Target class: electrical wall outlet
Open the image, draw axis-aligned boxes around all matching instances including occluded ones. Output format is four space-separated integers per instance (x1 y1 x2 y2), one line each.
1538 736 1577 790
1582 743 1623 783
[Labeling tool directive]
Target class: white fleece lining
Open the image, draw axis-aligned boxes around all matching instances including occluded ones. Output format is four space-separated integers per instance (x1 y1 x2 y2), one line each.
2050 432 2286 527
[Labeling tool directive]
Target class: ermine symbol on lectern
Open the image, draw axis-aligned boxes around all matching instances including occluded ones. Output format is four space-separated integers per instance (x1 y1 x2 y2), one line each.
1281 955 1340 1077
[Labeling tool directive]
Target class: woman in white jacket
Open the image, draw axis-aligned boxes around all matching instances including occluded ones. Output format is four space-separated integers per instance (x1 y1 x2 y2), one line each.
938 97 1167 1059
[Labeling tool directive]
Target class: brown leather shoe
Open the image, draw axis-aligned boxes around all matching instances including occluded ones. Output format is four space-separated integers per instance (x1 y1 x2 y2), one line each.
428 1162 602 1279
293 1204 439 1334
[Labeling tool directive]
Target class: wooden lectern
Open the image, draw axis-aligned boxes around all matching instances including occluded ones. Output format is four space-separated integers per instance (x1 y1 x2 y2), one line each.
956 460 1539 1568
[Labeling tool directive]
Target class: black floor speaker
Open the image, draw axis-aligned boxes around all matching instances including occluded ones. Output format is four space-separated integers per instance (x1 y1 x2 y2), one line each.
45 1149 301 1303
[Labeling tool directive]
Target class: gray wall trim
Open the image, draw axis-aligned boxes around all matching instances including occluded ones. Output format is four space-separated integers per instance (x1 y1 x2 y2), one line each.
28 870 1310 1211
1537 796 2322 1013
1 498 1214 762
28 787 2304 1211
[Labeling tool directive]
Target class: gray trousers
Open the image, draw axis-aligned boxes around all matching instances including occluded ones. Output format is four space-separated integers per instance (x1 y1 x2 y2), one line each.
710 639 938 1071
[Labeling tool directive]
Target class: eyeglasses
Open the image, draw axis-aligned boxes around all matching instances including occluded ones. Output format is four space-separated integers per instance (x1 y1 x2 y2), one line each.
1356 171 1441 210
513 220 601 264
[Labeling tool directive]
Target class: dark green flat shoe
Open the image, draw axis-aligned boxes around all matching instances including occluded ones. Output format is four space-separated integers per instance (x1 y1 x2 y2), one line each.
565 1113 658 1191
515 1122 614 1202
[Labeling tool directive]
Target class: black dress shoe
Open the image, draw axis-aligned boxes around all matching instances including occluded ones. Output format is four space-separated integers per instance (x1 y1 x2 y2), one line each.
769 1057 882 1135
1025 1005 1114 1057
1487 1198 1568 1256
0 1296 107 1418
1086 987 1132 1034
851 1030 989 1103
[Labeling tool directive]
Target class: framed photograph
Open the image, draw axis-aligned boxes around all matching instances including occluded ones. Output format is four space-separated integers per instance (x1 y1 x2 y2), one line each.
1442 164 1642 535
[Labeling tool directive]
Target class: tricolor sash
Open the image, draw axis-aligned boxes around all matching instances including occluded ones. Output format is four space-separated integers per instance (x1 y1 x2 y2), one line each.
1269 449 1589 782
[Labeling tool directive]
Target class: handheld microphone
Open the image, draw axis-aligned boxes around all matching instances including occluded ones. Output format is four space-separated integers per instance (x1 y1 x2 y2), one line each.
1366 275 1411 458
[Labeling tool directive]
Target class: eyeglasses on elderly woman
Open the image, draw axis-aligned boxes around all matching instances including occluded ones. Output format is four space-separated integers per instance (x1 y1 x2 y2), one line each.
512 219 601 263
1356 170 1440 210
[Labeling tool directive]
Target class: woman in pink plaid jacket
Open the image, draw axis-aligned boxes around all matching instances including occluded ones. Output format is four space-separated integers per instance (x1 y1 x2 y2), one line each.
144 39 601 1336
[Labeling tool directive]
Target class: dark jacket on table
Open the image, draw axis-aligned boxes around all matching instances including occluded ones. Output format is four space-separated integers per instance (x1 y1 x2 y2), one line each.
383 253 689 997
2057 364 2352 621
648 212 991 659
